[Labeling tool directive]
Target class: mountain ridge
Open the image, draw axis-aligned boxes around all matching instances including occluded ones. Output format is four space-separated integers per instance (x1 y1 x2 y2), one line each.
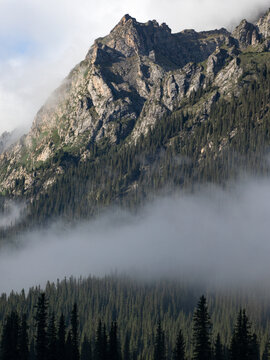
1 10 270 227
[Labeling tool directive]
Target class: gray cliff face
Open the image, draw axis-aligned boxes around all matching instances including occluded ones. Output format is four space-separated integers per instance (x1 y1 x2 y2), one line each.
256 9 270 39
232 19 261 49
1 11 270 195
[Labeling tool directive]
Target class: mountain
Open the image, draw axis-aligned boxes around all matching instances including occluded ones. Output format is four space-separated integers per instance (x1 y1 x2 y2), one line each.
1 10 270 227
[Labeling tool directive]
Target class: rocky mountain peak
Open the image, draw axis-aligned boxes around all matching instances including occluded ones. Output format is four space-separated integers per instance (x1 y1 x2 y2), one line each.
0 13 262 196
92 14 173 59
256 8 270 39
119 13 135 25
232 19 260 48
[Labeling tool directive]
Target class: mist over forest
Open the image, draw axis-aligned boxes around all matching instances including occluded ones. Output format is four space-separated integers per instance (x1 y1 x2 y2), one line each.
0 177 269 295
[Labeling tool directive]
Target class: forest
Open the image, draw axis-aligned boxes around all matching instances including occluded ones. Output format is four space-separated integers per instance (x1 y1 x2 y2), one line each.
1 276 270 360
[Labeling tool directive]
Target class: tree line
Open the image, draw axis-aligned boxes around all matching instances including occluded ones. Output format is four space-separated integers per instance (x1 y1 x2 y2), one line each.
1 292 269 360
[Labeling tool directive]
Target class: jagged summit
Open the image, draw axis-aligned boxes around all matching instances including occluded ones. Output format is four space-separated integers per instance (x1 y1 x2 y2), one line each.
1 12 270 198
232 19 260 49
256 8 270 39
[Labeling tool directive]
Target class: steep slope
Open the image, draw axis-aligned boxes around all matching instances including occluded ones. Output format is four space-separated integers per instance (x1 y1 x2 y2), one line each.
1 10 270 227
0 15 233 195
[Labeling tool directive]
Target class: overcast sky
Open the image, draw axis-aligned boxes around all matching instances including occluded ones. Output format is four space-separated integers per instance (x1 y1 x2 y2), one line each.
0 0 269 134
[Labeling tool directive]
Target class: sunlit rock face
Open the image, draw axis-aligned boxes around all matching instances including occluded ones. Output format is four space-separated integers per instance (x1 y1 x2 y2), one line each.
1 9 270 196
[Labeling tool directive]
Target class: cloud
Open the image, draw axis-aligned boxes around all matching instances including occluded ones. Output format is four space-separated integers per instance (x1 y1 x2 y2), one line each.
0 0 269 134
0 201 25 228
1 178 270 294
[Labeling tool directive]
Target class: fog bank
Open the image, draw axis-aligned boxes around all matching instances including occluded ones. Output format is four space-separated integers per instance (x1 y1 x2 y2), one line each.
1 178 270 294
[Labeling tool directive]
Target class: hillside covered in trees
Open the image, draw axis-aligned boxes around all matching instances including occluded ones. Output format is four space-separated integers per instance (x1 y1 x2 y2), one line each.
1 11 270 234
1 276 270 360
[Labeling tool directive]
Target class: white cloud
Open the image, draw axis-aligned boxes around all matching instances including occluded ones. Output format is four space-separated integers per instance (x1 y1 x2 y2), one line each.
0 0 269 134
2 178 270 294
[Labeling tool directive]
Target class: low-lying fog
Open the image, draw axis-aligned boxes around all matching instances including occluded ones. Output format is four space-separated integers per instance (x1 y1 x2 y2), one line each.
1 178 270 294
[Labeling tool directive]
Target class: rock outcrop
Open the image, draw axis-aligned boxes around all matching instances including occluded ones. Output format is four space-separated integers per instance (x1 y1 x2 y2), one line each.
0 10 270 195
232 19 261 49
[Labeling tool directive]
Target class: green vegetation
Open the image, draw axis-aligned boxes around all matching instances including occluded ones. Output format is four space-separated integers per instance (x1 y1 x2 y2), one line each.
0 277 269 359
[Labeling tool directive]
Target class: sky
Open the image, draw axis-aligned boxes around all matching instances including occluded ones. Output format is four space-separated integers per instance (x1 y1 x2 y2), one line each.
0 0 269 134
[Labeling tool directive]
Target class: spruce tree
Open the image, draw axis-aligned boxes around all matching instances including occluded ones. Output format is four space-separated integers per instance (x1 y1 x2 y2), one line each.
81 335 92 360
102 323 108 360
0 311 20 360
94 320 104 360
173 329 185 360
71 303 80 360
123 333 130 360
35 293 48 360
57 313 66 360
230 309 258 360
47 313 57 360
192 295 212 360
66 331 73 360
263 338 270 360
154 321 166 360
18 314 29 360
214 333 224 360
108 321 120 360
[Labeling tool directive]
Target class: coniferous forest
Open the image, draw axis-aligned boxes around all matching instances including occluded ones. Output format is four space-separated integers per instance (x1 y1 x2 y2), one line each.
1 276 270 360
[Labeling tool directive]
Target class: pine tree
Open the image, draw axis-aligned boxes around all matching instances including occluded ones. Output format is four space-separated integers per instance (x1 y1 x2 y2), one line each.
250 333 260 360
102 323 108 360
0 311 20 360
214 333 224 360
81 335 92 360
57 313 66 360
123 333 130 360
65 331 73 360
47 313 57 360
71 303 80 360
18 314 29 360
154 321 166 360
173 329 185 360
192 295 212 360
230 309 258 360
263 338 270 360
95 320 104 360
108 321 120 360
35 293 48 360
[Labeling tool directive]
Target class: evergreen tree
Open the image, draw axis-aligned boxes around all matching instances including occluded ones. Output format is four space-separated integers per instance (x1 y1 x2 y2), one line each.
173 329 185 360
29 339 35 360
47 313 57 360
94 320 103 360
35 293 48 360
65 331 73 360
192 295 212 360
214 333 224 360
108 321 121 360
250 333 259 360
263 338 270 360
154 321 166 360
230 309 258 360
102 323 108 360
123 333 130 360
57 313 66 360
0 311 19 360
19 314 29 360
95 320 107 360
81 335 92 360
71 303 80 360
